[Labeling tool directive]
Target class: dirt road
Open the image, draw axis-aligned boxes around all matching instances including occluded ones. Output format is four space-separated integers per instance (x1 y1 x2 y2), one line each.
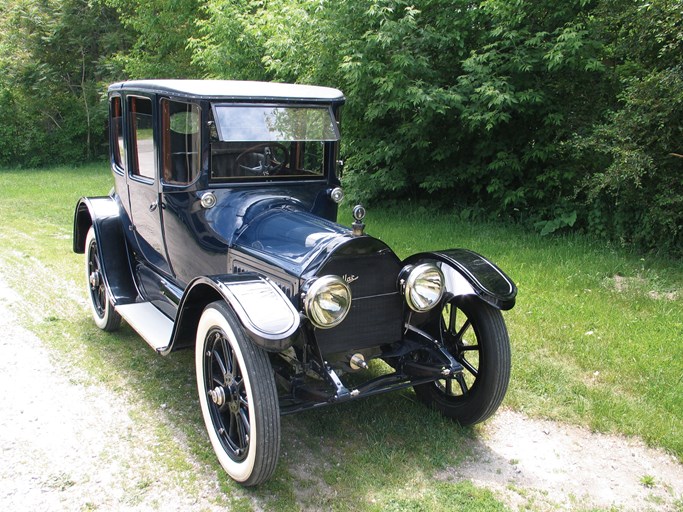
1 271 681 511
0 274 226 511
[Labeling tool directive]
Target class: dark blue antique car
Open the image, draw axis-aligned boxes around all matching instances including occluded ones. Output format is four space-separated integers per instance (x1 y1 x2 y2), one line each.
73 80 516 486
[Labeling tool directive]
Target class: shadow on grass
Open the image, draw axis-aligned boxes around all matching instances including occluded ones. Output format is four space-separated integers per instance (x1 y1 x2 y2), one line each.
52 314 504 511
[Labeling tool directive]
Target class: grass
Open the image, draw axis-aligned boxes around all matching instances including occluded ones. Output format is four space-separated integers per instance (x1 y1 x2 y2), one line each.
1 164 682 511
641 474 656 488
345 205 683 460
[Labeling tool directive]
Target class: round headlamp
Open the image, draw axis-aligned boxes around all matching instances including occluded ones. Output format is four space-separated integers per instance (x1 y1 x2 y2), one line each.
303 275 352 329
403 263 445 312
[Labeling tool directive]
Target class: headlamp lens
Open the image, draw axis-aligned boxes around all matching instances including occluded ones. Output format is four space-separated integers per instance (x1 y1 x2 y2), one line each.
404 263 445 312
304 275 352 328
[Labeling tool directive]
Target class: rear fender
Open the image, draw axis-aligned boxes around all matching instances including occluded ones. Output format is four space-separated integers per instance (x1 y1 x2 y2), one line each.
166 273 300 354
73 197 138 305
403 249 517 310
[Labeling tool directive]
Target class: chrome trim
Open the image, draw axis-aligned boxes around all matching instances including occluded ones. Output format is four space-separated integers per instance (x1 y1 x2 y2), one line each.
200 192 217 209
330 187 344 204
403 263 445 312
303 275 352 329
353 204 366 222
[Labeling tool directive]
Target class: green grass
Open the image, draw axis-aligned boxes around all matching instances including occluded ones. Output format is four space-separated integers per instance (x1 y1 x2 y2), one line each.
1 164 682 511
348 205 683 459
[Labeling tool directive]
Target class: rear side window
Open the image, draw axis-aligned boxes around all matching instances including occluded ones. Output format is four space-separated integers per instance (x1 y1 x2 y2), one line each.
161 100 201 184
110 96 125 170
129 96 155 180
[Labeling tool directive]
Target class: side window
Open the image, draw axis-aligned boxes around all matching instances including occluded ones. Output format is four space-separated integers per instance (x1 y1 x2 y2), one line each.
110 96 125 170
129 96 155 180
161 99 201 184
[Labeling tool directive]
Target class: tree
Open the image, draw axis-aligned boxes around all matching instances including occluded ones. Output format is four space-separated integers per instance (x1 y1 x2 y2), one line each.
0 0 680 254
104 0 203 78
572 0 683 253
0 0 127 166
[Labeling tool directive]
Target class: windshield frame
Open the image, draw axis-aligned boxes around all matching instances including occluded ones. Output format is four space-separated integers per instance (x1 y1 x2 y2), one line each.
208 103 340 183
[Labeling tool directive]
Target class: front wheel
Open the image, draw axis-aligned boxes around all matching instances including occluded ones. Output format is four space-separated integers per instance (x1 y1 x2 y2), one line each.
195 301 280 486
413 296 511 426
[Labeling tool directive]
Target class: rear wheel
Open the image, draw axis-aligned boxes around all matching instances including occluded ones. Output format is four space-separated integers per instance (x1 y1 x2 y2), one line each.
85 226 121 331
195 301 280 486
413 296 510 426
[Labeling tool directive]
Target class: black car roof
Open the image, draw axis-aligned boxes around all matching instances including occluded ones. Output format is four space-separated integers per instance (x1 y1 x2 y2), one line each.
108 79 345 103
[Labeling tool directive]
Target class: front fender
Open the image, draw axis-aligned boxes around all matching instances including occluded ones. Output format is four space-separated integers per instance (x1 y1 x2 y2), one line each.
167 273 300 355
73 196 138 306
404 249 517 310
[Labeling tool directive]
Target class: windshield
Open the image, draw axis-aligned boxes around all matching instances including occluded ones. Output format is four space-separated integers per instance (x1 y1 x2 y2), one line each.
209 105 339 181
213 105 339 142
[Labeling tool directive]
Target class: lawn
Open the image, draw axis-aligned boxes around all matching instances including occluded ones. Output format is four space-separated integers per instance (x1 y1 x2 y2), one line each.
0 164 681 511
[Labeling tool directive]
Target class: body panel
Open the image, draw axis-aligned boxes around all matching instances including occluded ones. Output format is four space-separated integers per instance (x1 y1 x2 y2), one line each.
73 196 138 306
163 273 300 355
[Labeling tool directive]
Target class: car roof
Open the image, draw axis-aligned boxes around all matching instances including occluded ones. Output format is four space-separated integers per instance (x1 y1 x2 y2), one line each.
108 79 345 103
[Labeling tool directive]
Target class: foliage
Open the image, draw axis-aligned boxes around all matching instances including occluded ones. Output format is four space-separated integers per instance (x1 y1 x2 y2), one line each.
0 0 126 166
570 0 683 254
190 0 272 81
193 1 610 225
576 67 683 253
103 0 203 78
0 0 681 254
445 0 608 221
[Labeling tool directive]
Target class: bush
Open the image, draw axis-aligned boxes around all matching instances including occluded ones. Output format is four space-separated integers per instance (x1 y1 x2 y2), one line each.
576 68 683 254
0 0 126 167
1 0 682 256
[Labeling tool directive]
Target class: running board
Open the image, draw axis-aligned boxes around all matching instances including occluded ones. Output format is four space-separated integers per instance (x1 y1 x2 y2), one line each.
115 302 173 352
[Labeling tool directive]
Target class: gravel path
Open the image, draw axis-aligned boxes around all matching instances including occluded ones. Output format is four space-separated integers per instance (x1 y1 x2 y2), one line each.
0 275 224 511
449 409 683 510
1 269 681 511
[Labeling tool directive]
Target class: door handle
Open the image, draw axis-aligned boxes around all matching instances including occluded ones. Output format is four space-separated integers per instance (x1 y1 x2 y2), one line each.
149 201 158 212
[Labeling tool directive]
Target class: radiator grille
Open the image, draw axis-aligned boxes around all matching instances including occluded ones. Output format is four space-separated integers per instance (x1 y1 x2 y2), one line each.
315 292 403 354
313 244 403 356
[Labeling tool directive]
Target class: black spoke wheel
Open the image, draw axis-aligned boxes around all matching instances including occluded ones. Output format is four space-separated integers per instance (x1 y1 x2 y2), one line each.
195 301 280 486
413 295 510 426
84 227 121 331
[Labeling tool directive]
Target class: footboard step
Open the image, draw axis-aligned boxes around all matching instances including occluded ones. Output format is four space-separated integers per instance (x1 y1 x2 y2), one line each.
115 302 173 352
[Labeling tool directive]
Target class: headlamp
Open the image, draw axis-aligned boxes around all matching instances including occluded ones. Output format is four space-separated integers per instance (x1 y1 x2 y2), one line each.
303 275 352 329
402 263 445 312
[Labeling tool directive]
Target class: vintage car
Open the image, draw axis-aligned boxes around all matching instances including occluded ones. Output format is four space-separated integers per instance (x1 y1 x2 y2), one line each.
73 79 517 486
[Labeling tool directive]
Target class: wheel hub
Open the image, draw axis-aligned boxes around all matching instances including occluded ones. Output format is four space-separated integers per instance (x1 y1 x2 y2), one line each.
208 386 226 406
89 270 101 289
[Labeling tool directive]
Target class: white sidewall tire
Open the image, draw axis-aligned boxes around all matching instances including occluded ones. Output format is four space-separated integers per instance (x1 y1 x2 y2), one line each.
84 227 120 331
196 306 257 481
195 302 279 485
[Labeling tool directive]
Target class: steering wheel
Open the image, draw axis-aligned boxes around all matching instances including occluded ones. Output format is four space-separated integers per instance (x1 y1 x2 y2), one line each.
236 143 289 176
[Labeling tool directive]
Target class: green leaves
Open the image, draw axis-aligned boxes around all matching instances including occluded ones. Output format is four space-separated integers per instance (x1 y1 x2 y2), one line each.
0 0 126 166
0 0 681 255
535 210 578 236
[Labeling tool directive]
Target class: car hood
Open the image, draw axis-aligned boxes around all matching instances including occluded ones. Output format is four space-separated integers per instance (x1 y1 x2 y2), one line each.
232 206 354 276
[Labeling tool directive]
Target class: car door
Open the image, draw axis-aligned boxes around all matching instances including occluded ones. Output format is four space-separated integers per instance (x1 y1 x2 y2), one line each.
125 95 172 276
